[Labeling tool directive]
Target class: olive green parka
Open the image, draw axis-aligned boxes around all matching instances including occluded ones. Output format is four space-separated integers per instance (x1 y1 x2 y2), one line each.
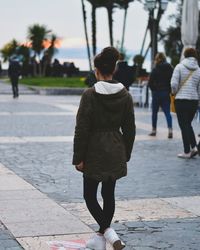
72 81 136 181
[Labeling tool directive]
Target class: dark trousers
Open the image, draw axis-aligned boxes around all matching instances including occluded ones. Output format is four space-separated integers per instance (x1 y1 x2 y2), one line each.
10 76 19 97
152 91 172 129
175 99 198 153
83 176 116 234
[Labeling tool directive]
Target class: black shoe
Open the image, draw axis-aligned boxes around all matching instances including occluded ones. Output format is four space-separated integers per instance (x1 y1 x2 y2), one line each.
149 131 156 136
197 143 200 156
168 132 173 139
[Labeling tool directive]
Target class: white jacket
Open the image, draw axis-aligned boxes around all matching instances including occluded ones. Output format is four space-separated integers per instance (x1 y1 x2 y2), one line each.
170 57 200 104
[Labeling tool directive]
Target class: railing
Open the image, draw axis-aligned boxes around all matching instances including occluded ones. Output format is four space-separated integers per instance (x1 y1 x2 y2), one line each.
129 81 152 108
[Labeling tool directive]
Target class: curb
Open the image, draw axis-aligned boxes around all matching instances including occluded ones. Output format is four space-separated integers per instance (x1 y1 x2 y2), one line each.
29 86 85 95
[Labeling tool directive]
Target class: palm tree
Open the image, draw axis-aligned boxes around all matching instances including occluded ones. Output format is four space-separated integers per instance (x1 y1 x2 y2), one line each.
106 0 115 46
87 0 107 57
42 34 59 75
81 0 92 70
0 39 19 62
86 0 115 51
116 0 134 51
87 0 98 56
28 24 51 75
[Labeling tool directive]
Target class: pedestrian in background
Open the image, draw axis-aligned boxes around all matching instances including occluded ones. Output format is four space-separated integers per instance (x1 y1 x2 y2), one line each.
148 52 174 138
0 60 2 76
8 57 21 98
72 47 135 250
113 53 134 90
171 48 200 159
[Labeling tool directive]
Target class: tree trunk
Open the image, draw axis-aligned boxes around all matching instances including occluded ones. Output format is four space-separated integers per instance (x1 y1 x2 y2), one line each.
107 6 113 46
81 0 92 71
121 7 127 52
92 4 97 57
38 54 42 76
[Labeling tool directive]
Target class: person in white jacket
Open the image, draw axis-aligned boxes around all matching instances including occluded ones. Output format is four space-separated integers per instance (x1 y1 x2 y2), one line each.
171 48 200 159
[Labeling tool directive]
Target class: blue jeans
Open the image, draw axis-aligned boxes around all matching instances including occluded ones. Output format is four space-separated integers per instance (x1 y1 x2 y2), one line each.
151 91 172 129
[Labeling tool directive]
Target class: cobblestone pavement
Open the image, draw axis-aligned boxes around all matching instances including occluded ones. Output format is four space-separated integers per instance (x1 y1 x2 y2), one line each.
0 89 200 249
0 222 22 250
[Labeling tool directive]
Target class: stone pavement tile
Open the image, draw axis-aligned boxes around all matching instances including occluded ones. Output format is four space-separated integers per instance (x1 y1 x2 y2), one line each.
0 175 34 191
0 112 74 116
17 233 113 250
0 163 34 191
0 163 92 238
0 198 89 224
6 220 91 238
0 222 23 250
0 190 48 201
136 121 181 139
0 136 73 143
163 196 200 216
61 198 194 226
116 217 200 250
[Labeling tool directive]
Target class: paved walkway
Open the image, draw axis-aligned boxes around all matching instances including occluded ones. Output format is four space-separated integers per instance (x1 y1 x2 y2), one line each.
0 80 36 95
0 84 200 249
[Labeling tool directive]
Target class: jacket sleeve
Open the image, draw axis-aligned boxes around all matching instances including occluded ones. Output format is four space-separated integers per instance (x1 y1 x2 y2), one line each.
170 65 181 94
121 94 136 162
148 69 156 91
198 79 200 107
72 90 92 165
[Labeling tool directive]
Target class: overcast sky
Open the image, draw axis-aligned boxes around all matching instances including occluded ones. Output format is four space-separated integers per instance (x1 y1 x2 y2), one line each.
0 0 177 70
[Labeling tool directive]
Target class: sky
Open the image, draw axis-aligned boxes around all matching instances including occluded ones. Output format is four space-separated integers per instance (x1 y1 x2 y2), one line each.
0 0 177 70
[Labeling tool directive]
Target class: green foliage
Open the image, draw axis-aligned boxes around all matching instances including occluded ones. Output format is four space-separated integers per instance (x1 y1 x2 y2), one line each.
0 39 18 62
133 54 144 66
115 40 131 60
17 45 31 63
115 0 134 9
19 77 86 88
27 24 51 58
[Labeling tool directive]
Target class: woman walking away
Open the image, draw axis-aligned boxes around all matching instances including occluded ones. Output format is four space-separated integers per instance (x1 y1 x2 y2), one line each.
72 47 136 250
171 48 200 159
148 52 174 138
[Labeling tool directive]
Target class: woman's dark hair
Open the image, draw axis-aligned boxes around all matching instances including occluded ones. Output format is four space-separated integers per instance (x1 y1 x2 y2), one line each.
184 48 198 59
94 47 119 75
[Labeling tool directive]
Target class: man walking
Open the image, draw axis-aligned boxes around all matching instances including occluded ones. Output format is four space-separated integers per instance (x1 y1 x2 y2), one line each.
8 58 21 98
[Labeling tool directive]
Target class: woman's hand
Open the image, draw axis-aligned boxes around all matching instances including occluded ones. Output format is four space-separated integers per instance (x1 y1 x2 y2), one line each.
75 161 84 172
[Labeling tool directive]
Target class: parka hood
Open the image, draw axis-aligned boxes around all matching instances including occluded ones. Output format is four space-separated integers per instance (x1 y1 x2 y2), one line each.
181 57 199 70
93 80 130 114
94 81 124 95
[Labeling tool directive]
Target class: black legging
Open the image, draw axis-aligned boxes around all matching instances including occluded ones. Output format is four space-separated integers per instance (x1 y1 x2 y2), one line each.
175 99 198 153
83 176 116 234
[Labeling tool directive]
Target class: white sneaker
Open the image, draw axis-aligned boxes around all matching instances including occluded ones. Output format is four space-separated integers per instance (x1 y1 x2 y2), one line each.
104 228 125 250
177 152 191 159
190 148 198 158
86 234 106 250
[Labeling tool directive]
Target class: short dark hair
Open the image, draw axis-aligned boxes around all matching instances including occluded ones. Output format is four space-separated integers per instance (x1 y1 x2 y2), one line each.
184 48 198 59
94 47 119 75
